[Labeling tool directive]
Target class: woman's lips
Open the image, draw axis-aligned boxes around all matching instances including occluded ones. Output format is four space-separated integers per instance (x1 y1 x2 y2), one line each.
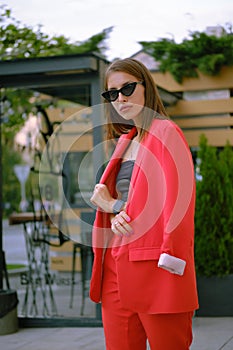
119 104 132 112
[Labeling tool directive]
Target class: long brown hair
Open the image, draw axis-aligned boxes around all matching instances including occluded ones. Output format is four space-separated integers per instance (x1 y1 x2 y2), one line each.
103 58 168 142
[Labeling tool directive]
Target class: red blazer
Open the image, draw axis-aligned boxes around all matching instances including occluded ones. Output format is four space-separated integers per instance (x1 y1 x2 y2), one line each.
90 118 199 314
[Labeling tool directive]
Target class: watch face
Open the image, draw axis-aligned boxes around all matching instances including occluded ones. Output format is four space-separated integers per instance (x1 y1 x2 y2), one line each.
113 200 125 213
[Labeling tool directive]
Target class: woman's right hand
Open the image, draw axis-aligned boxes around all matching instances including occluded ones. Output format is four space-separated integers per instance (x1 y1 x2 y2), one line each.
90 184 116 213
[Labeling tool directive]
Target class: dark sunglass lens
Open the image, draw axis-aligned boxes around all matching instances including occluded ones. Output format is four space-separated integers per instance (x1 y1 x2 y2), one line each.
108 90 118 101
102 90 118 102
122 83 137 96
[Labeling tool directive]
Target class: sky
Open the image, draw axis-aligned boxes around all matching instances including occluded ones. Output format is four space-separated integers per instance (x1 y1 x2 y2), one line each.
5 0 233 60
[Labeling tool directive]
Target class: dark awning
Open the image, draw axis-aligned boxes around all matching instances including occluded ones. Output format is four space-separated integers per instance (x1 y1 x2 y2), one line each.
0 52 108 105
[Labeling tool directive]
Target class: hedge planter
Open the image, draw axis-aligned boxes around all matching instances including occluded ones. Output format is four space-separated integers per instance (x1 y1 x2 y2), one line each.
196 274 233 316
0 290 18 335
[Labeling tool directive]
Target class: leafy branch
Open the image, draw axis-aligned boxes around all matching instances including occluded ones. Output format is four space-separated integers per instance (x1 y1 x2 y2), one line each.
139 24 233 83
0 4 112 60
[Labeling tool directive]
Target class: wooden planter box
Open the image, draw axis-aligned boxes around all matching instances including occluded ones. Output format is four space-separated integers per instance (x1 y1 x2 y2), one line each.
196 274 233 316
0 290 18 335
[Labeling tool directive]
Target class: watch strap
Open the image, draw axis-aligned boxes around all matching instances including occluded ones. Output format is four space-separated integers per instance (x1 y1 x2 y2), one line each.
112 199 125 214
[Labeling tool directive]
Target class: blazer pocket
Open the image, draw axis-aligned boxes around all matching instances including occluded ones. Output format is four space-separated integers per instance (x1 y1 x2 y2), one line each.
129 247 161 261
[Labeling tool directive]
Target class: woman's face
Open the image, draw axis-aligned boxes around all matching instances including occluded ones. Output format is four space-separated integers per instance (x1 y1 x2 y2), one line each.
107 71 145 125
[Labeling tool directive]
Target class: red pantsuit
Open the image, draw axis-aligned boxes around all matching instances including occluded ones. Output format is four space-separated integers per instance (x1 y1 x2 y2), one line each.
90 119 199 349
102 249 193 350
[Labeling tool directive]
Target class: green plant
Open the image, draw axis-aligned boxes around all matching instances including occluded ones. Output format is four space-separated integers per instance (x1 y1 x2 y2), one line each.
194 135 233 276
2 144 22 217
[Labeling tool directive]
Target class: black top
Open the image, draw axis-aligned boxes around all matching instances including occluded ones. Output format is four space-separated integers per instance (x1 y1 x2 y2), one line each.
116 160 135 202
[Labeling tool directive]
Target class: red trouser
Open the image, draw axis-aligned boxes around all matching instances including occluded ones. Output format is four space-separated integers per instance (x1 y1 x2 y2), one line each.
101 249 193 350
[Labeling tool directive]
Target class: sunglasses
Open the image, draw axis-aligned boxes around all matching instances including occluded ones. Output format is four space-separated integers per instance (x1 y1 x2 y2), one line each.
102 81 144 102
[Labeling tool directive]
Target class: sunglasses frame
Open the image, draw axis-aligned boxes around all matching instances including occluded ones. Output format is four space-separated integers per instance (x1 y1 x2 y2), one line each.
102 81 144 102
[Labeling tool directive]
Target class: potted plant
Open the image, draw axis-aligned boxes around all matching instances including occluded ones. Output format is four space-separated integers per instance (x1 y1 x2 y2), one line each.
194 135 233 316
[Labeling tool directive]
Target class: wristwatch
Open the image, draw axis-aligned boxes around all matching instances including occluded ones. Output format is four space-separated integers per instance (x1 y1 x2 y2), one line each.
112 199 125 214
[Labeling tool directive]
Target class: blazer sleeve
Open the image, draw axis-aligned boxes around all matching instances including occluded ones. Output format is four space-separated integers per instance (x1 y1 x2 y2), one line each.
159 122 195 272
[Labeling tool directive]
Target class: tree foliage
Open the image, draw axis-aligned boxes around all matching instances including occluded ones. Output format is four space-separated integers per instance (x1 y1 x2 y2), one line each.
0 4 112 138
195 135 233 276
139 24 233 83
0 4 112 59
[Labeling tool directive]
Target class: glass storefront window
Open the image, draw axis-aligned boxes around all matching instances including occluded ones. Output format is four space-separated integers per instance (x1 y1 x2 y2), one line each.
5 108 101 323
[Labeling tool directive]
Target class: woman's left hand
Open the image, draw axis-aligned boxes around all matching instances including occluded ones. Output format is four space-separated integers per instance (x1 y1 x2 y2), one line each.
111 211 133 237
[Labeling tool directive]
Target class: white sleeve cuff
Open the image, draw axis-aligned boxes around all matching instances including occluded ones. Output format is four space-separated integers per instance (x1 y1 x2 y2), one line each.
158 253 186 276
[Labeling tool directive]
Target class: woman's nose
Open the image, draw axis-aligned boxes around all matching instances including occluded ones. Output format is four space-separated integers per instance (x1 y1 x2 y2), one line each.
118 92 127 102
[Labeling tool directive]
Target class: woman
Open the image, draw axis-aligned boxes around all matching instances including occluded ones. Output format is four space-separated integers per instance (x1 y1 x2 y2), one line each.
90 58 199 350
